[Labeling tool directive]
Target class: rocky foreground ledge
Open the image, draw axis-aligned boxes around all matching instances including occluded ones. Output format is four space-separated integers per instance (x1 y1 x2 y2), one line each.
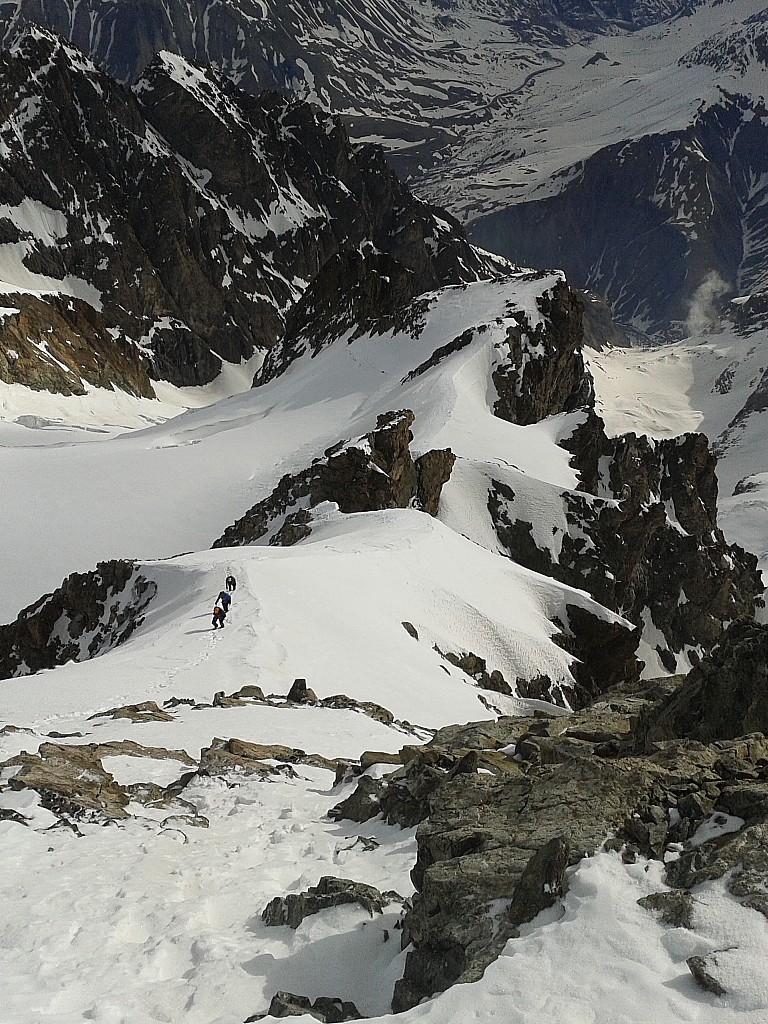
2 620 767 1019
330 618 768 1011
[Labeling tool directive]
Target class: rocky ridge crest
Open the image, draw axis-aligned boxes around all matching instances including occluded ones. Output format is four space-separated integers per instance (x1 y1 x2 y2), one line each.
482 281 763 684
213 410 455 549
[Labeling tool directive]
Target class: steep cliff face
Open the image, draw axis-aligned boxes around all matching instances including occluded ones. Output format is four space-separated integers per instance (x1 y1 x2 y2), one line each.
490 279 594 425
0 295 154 397
0 29 495 392
485 284 763 676
0 561 157 679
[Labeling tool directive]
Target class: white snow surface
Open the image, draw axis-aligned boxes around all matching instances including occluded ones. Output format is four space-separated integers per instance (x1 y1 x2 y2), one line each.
2 272 767 1022
399 0 768 221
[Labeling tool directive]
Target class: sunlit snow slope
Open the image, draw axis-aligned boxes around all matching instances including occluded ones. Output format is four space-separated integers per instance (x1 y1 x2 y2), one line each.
1 275 578 622
3 271 768 1024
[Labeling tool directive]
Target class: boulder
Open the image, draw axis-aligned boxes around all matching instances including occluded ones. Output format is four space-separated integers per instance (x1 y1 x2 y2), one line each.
287 678 317 703
262 876 402 929
687 954 727 997
199 737 338 776
246 991 363 1023
637 891 695 929
90 701 176 723
2 742 130 820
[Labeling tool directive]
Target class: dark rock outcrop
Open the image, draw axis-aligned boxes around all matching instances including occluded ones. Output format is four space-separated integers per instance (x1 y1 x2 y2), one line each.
213 410 455 548
485 281 763 685
0 30 495 392
246 992 363 1023
286 678 317 704
0 560 156 679
638 620 768 746
262 876 402 929
491 279 593 425
323 666 768 1012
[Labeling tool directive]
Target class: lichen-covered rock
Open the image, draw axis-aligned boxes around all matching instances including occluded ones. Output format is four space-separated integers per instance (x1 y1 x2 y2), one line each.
89 701 176 723
2 742 130 820
339 675 768 1012
637 890 695 929
0 739 199 824
199 737 338 777
687 954 727 996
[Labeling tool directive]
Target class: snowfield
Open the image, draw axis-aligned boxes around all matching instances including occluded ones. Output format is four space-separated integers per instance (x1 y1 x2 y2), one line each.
2 271 768 1022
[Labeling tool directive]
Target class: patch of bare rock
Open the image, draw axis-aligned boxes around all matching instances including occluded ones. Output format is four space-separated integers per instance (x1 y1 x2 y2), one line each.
0 560 156 678
262 876 404 930
1 739 198 825
246 992 363 1023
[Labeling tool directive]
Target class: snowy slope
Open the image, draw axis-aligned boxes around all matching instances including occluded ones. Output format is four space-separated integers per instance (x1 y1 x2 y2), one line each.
2 274 768 1023
0 275 576 622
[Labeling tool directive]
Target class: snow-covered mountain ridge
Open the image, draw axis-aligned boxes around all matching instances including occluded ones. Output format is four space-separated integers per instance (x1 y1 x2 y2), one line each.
4 2 767 338
2 260 768 1021
2 271 760 685
2 9 768 1024
0 29 496 393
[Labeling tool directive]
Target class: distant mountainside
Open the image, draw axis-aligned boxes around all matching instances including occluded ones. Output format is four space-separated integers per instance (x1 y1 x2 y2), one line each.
470 93 768 335
0 0 709 93
2 4 767 341
0 29 496 391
